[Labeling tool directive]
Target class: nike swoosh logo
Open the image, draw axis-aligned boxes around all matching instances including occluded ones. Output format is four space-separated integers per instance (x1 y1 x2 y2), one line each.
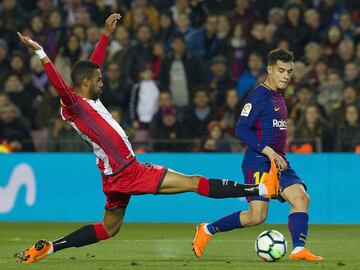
274 107 280 111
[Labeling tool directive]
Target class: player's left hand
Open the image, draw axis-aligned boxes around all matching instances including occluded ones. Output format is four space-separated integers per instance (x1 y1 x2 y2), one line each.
104 13 121 37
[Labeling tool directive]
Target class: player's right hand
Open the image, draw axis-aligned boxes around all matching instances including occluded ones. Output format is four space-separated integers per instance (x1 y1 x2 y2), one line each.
17 32 43 51
262 146 287 171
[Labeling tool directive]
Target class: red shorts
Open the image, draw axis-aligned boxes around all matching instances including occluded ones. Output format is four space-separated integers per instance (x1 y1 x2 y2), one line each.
102 160 167 210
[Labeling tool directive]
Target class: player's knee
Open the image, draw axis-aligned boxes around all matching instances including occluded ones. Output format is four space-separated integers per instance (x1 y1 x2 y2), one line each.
250 212 267 225
292 192 310 208
189 175 201 190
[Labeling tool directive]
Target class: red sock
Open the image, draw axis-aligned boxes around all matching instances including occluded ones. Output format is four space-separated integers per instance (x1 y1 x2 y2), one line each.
93 223 110 241
197 176 210 196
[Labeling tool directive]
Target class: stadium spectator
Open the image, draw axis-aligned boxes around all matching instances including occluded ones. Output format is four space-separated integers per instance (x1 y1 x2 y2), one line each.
228 0 261 35
122 24 153 86
0 16 18 52
170 0 191 23
201 120 231 152
0 39 10 89
129 64 159 130
108 26 130 64
246 21 269 61
333 38 355 71
123 0 159 33
322 25 342 59
236 51 265 99
343 62 360 85
335 104 360 152
29 54 48 97
186 14 220 62
10 51 30 84
159 33 206 107
274 3 311 58
317 69 344 114
101 62 130 112
32 84 59 152
307 57 329 87
289 85 327 123
87 0 112 26
55 34 84 85
295 104 333 152
30 15 47 47
317 0 341 31
304 42 321 67
62 0 87 26
330 84 359 127
219 23 246 80
34 85 59 131
175 12 194 40
4 73 34 125
47 117 89 152
217 14 231 42
263 23 277 49
0 0 27 32
156 11 175 49
0 103 34 152
149 92 186 152
183 87 216 141
338 11 354 39
83 24 101 58
355 42 360 64
216 88 241 136
30 0 54 22
304 9 321 42
71 23 87 47
45 9 67 59
0 92 11 107
267 7 284 26
208 56 234 106
151 41 165 81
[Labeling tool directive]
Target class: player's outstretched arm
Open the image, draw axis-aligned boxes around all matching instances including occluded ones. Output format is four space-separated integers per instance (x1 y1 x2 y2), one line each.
17 32 76 106
89 13 121 68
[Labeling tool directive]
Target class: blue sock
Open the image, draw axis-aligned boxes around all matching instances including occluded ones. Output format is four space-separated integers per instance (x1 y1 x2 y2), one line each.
288 212 309 248
207 211 243 234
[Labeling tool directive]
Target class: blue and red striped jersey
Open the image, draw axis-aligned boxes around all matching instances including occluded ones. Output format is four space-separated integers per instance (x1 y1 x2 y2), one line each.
235 83 287 165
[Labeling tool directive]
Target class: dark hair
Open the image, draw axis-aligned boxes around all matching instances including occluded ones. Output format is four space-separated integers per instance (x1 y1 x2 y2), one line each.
267 48 294 65
172 32 185 43
71 60 99 88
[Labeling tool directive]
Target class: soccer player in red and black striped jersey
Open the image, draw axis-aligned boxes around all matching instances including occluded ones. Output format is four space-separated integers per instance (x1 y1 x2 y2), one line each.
15 13 280 264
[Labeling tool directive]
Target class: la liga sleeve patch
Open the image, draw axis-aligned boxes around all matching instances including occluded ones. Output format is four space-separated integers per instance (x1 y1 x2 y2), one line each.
241 103 252 117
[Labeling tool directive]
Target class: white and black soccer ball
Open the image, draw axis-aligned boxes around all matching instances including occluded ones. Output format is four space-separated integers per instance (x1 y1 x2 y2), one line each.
255 230 287 262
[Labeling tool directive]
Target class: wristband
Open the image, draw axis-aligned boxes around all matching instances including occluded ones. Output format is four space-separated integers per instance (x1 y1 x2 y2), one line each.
34 49 47 59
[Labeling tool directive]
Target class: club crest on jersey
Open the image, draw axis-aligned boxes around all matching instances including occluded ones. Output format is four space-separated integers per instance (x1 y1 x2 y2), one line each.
241 103 252 117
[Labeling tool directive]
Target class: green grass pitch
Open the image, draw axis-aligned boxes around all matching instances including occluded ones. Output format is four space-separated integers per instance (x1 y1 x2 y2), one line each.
0 222 359 270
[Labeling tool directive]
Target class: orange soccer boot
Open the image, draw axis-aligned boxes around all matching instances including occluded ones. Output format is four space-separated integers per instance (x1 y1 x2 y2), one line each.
262 158 280 199
290 247 324 261
16 240 52 264
192 223 212 257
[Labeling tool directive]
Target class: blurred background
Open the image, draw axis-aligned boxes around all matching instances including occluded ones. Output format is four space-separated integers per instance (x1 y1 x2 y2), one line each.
0 0 360 154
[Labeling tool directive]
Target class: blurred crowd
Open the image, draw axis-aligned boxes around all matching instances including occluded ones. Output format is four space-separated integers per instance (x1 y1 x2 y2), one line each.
0 0 360 153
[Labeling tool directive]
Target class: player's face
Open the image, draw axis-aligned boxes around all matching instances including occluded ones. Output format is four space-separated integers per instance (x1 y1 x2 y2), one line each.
268 60 294 90
89 69 103 100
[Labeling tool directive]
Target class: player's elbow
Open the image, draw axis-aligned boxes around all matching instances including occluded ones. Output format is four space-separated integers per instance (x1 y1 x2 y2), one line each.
235 123 246 140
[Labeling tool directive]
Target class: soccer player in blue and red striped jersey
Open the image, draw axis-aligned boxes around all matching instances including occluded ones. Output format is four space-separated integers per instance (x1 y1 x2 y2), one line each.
193 49 323 261
15 14 280 264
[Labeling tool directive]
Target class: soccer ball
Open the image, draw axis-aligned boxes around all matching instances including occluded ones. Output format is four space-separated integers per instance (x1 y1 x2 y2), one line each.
255 230 287 262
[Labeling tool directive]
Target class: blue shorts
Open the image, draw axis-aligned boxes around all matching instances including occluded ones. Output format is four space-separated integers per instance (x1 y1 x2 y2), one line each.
242 160 306 202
